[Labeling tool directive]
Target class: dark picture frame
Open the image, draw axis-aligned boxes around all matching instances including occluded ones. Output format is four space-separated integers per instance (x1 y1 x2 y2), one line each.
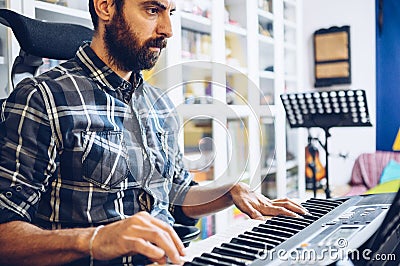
313 25 351 87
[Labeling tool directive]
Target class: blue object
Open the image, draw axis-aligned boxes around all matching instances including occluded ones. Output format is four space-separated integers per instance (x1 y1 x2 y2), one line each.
380 159 400 184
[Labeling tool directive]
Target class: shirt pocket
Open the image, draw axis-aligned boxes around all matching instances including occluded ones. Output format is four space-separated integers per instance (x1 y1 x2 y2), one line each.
81 130 129 190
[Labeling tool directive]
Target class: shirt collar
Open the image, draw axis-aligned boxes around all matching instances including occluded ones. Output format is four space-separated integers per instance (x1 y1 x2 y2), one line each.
75 42 143 103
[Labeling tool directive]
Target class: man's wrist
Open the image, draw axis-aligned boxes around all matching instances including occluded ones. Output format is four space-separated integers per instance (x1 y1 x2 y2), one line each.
75 227 97 257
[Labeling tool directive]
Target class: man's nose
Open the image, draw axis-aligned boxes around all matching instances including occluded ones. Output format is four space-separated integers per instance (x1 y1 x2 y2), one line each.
157 13 173 38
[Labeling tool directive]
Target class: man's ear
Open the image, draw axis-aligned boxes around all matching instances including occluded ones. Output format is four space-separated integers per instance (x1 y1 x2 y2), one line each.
93 0 115 23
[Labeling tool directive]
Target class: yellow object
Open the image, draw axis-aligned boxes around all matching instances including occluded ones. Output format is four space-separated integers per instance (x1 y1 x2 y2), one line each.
365 180 400 195
392 128 400 151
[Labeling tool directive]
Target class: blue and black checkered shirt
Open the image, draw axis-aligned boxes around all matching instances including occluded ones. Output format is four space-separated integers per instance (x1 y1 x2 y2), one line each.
0 43 197 231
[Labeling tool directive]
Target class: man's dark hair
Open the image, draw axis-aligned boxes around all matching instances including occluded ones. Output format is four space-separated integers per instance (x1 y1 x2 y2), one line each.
88 0 125 30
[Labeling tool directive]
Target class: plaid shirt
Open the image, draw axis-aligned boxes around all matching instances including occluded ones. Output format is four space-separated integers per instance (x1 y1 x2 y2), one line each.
0 43 196 233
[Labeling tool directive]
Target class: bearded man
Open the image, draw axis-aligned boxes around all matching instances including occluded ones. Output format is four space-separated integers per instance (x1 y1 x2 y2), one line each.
0 0 306 265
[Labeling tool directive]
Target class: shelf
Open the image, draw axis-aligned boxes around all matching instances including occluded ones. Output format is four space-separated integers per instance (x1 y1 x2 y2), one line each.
258 34 274 45
260 105 276 117
225 65 248 75
284 0 297 7
225 24 247 37
259 70 275 80
258 9 274 22
283 20 297 29
178 104 252 119
285 74 297 82
261 159 298 176
180 11 211 34
35 0 92 28
284 42 297 51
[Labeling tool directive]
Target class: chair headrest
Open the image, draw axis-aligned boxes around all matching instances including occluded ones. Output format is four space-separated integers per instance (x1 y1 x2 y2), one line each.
0 9 94 60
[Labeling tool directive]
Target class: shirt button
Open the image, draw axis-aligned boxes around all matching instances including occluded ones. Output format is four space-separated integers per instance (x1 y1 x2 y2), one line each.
16 186 22 192
5 191 12 198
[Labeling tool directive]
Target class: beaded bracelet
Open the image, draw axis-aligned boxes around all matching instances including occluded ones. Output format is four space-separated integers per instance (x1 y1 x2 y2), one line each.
89 225 104 266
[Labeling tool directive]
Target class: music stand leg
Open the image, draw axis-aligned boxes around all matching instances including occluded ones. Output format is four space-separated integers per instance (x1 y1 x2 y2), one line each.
323 128 331 199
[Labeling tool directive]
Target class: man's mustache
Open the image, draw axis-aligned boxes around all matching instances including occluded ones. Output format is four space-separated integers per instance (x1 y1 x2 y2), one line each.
146 37 167 49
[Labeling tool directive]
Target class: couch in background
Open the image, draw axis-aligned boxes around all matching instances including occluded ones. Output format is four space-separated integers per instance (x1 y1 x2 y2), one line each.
345 151 400 196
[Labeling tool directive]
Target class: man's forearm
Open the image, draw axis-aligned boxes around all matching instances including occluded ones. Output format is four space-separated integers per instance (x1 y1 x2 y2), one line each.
181 184 235 218
0 221 94 266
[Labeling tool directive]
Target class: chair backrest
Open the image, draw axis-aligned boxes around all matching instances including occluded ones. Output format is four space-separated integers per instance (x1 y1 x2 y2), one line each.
0 8 94 88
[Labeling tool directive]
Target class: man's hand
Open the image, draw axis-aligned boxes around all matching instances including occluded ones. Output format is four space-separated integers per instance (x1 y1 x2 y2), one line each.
229 183 308 219
91 212 185 265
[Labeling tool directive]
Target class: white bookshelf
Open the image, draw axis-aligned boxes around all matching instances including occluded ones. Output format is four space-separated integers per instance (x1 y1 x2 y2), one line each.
148 0 305 234
2 0 305 237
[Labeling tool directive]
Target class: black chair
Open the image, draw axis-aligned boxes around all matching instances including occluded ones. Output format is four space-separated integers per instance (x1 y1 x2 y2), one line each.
0 8 199 247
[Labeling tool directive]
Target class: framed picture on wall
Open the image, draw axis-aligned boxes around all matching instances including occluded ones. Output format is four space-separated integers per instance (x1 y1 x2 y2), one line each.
313 25 351 87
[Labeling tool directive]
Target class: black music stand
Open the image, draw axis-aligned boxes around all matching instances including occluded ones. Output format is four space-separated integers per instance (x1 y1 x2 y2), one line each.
280 89 372 198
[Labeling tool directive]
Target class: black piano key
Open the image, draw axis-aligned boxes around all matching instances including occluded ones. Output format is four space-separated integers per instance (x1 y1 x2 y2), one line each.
269 217 310 229
307 198 342 207
222 242 265 254
273 215 313 226
303 208 327 217
193 256 234 266
306 210 325 217
237 233 279 246
303 206 329 214
184 261 212 266
231 236 273 250
258 223 301 235
301 202 334 212
266 219 307 230
252 225 294 238
300 213 320 221
244 231 287 244
212 246 257 261
201 252 248 266
302 202 332 211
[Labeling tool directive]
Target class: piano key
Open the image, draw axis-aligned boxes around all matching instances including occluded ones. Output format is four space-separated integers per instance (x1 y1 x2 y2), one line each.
222 242 266 254
269 220 308 230
252 226 294 238
303 206 329 214
237 233 279 246
306 211 325 217
212 246 257 261
301 202 334 212
193 256 234 266
201 252 248 266
266 219 308 230
300 213 320 221
258 223 301 235
184 261 213 266
230 236 274 250
183 219 266 261
302 201 333 210
244 231 287 244
307 198 342 207
273 215 313 226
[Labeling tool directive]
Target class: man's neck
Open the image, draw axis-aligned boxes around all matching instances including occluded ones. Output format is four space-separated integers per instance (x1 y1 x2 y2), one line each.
90 36 132 82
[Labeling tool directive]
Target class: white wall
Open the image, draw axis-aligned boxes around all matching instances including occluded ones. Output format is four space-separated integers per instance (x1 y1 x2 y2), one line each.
302 0 376 186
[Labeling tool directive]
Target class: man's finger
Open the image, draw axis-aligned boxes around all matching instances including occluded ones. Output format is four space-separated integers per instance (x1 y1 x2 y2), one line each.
149 217 186 256
272 199 308 214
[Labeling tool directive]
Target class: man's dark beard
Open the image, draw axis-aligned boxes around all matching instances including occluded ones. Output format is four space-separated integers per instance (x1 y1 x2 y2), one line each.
104 13 167 72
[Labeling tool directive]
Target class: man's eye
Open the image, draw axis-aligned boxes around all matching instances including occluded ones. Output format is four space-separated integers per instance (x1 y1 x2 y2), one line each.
147 7 159 15
170 10 175 16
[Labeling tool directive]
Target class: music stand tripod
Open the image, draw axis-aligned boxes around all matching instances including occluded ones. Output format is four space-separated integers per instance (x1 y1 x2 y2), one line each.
280 89 372 198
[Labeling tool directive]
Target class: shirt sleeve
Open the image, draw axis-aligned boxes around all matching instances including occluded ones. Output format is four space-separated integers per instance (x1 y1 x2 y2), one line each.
0 81 55 224
168 149 199 226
